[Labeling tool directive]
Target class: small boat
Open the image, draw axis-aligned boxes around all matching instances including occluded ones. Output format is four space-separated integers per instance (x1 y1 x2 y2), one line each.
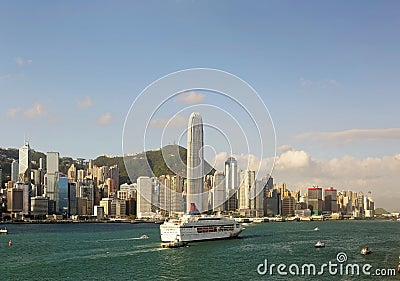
314 227 320 231
162 239 188 248
8 240 13 247
360 246 372 255
253 218 264 224
0 228 8 235
315 241 325 248
139 235 149 239
397 256 400 273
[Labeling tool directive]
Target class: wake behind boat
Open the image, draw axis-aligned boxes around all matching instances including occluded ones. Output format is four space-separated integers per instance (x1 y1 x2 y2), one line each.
160 215 243 243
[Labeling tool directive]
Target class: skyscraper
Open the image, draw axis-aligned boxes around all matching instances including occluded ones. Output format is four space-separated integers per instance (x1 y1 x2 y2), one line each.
11 160 19 182
225 157 238 211
45 152 59 213
137 176 153 218
18 142 31 183
307 187 323 214
212 171 225 212
186 112 204 214
46 152 59 174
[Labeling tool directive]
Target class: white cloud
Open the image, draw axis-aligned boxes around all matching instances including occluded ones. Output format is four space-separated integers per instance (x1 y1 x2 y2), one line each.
174 91 205 104
299 77 313 87
297 128 400 142
16 57 32 66
277 145 293 153
97 112 113 125
24 102 46 119
149 115 187 129
77 96 93 109
6 108 20 118
275 150 311 169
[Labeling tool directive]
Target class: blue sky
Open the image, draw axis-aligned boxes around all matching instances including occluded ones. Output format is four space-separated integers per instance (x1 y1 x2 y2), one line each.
1 1 400 209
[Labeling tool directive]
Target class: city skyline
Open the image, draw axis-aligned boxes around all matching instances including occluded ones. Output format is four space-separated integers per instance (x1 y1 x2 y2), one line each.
1 2 399 211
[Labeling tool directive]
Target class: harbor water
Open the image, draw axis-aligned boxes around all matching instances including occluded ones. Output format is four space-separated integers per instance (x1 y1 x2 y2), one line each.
0 220 399 280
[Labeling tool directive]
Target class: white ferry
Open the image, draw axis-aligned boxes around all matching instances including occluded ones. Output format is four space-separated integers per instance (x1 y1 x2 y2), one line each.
160 215 243 242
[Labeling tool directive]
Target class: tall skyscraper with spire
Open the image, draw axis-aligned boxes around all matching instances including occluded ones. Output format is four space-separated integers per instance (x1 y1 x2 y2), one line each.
18 142 31 183
186 112 204 214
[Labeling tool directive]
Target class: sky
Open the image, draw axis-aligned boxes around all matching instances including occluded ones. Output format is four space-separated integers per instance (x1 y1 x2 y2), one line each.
1 1 399 211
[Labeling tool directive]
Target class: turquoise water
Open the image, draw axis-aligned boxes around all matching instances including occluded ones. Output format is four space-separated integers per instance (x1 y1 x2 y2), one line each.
0 221 399 280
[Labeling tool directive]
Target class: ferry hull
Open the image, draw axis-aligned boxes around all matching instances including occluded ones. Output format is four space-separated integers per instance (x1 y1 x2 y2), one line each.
160 226 243 242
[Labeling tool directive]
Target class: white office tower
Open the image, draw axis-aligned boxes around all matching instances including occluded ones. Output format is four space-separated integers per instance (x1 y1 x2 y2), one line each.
46 152 59 174
44 152 60 212
212 171 225 212
137 176 154 218
186 112 204 214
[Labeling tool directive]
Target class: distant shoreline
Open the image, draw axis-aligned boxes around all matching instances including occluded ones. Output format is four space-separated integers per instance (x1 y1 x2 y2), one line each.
1 217 394 225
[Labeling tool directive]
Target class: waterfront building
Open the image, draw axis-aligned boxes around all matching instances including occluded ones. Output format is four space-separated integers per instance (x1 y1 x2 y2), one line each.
364 192 375 218
109 165 119 195
94 205 104 219
7 186 23 214
324 187 338 213
78 181 95 215
11 160 19 182
251 180 264 217
265 188 281 216
57 173 69 214
307 187 323 214
100 197 113 216
68 182 77 216
225 157 238 211
110 198 126 218
31 196 49 216
137 176 154 218
44 152 60 213
186 112 204 214
262 175 273 215
159 175 184 216
212 171 225 212
281 196 296 216
44 173 58 212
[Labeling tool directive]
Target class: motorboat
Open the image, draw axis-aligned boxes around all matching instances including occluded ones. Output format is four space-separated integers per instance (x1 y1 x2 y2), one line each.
360 246 372 255
315 241 325 248
314 227 320 231
139 235 149 239
0 227 8 235
162 238 188 248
